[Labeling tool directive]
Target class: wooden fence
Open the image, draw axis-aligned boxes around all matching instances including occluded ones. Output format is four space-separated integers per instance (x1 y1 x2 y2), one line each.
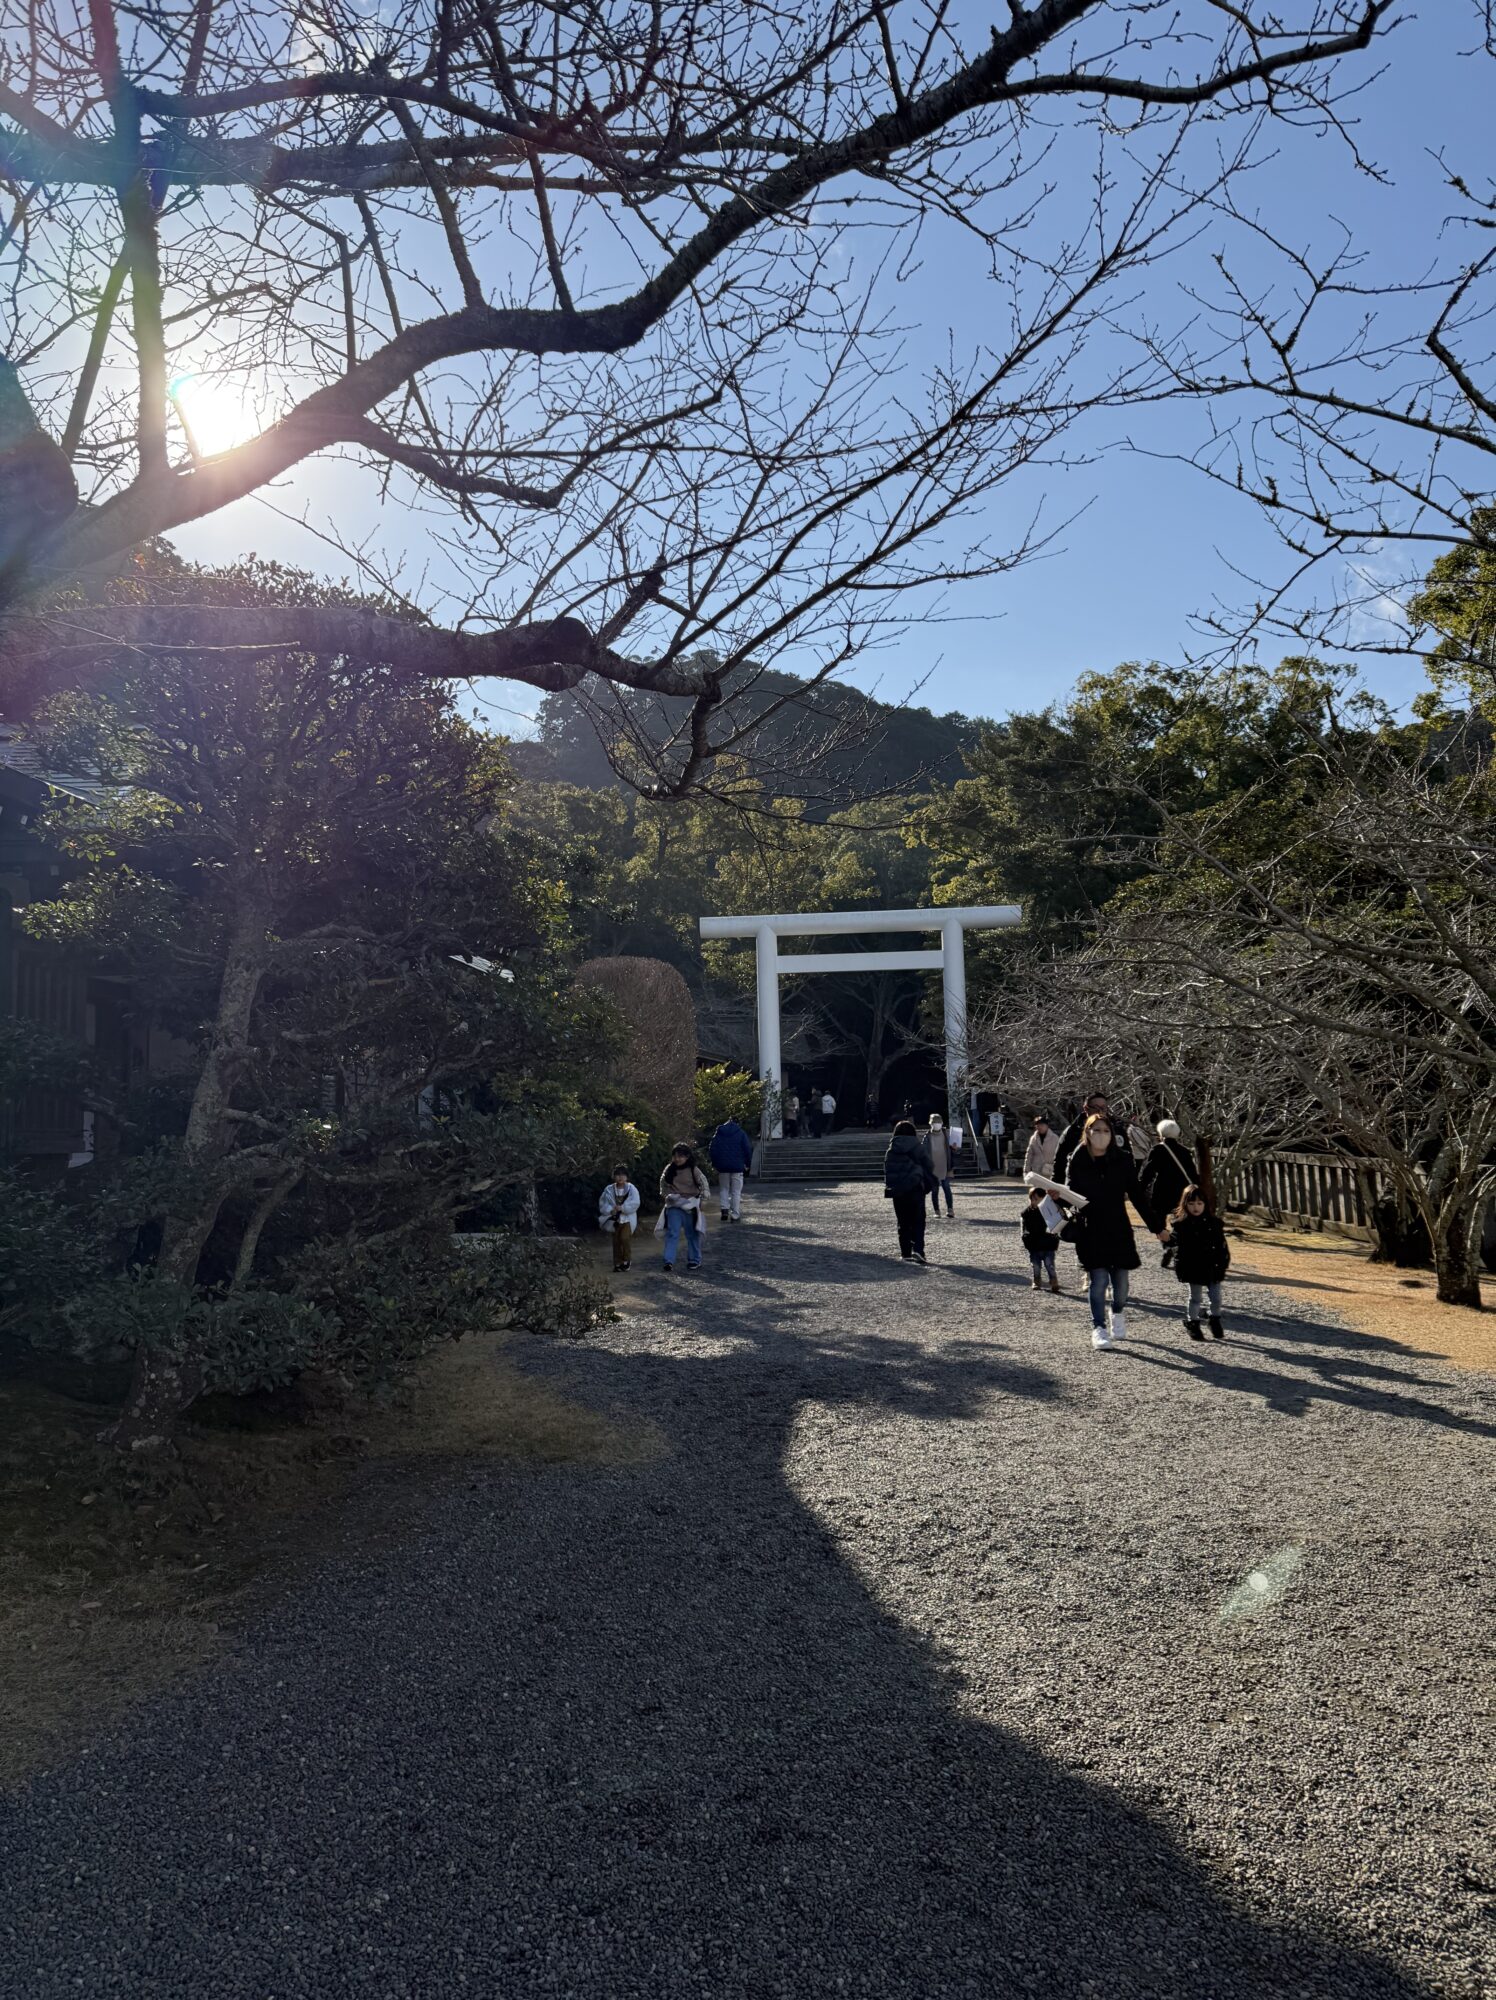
1228 1151 1385 1234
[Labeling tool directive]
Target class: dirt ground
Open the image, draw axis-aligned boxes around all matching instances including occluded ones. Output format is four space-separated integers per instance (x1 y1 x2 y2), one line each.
1230 1221 1494 1373
0 1318 658 1790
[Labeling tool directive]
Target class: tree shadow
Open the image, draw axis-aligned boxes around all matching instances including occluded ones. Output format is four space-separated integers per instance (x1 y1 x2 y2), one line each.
1125 1334 1496 1439
0 1280 1431 1997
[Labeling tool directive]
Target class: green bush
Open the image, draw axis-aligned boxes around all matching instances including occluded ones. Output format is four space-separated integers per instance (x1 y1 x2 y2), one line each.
694 1064 764 1140
618 1101 677 1211
285 1227 613 1383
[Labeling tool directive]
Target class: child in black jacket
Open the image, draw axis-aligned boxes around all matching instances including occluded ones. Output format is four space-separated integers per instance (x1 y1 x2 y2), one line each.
1020 1188 1062 1293
1163 1185 1231 1340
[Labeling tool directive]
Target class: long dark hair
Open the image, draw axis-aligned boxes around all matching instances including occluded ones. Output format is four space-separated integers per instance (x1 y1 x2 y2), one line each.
892 1119 916 1137
1172 1183 1211 1222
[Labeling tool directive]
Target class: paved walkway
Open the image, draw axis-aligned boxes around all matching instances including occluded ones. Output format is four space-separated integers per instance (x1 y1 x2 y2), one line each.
2 1183 1492 1998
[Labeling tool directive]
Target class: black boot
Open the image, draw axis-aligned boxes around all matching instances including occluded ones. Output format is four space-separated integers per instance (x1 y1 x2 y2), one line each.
1209 1315 1225 1340
1185 1319 1205 1342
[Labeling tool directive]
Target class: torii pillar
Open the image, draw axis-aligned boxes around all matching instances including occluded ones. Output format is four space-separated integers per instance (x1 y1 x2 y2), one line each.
699 905 1022 1137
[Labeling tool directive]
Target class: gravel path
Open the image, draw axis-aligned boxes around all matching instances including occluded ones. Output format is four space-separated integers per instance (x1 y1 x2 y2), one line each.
2 1181 1492 1999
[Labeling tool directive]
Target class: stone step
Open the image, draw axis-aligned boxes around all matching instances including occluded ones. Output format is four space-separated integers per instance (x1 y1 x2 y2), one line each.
758 1134 999 1183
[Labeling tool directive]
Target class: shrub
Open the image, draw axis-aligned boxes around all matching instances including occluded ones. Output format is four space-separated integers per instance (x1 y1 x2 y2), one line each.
575 957 696 1138
694 1063 764 1139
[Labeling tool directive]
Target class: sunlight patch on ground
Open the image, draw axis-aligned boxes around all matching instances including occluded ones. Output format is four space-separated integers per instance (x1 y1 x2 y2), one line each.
1220 1545 1306 1621
1233 1226 1493 1374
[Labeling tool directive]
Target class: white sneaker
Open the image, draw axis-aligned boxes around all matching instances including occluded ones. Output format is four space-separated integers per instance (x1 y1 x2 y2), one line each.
1110 1310 1128 1342
1091 1329 1112 1350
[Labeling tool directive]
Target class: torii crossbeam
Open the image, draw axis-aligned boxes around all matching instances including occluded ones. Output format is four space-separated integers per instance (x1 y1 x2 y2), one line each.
699 905 1021 1136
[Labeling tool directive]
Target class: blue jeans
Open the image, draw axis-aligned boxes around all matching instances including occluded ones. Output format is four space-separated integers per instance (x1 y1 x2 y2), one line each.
930 1176 954 1215
1187 1281 1223 1319
662 1205 701 1267
1087 1266 1130 1329
1030 1251 1057 1282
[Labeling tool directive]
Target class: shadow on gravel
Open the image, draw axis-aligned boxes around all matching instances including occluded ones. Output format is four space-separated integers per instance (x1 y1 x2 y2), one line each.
0 1255 1434 2000
1128 1335 1496 1440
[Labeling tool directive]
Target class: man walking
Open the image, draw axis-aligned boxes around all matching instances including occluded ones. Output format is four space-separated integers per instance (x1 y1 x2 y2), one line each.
819 1087 837 1136
709 1114 754 1222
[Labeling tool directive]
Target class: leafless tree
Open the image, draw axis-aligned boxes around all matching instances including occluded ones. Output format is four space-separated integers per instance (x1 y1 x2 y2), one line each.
0 2 1397 790
1134 10 1495 682
972 699 1496 1304
1153 740 1496 1303
971 933 1299 1188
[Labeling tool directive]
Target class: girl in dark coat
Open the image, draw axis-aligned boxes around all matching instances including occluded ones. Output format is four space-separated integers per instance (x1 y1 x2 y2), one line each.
884 1120 938 1264
1163 1185 1231 1341
1139 1118 1200 1220
1063 1113 1167 1348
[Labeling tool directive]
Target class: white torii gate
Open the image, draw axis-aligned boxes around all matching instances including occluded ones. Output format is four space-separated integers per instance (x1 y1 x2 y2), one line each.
698 905 1021 1137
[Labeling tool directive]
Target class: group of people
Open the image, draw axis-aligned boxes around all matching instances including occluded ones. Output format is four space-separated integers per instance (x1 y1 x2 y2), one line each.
782 1087 837 1138
596 1114 756 1275
885 1090 1233 1349
598 1088 1233 1338
880 1112 970 1261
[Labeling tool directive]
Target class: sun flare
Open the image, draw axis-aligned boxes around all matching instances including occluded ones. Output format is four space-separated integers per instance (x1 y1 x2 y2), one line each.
168 371 265 459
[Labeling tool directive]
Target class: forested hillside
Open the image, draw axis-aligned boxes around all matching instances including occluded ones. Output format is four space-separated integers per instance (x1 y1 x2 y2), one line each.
510 666 981 805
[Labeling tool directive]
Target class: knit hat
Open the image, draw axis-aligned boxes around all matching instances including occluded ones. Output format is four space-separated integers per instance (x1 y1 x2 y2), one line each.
1156 1118 1181 1140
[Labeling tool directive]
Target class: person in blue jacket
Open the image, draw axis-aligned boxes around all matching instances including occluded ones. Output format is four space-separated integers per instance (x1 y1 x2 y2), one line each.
709 1116 754 1222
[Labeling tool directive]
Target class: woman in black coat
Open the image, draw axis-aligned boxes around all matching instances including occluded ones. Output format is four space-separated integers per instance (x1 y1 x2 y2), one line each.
1139 1118 1200 1219
1164 1186 1231 1341
1063 1113 1166 1348
884 1120 938 1264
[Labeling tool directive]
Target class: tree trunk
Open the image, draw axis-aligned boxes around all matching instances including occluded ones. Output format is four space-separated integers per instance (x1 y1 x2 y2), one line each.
1197 1134 1218 1212
1432 1200 1487 1309
106 907 270 1447
231 1168 303 1287
111 1344 206 1453
1369 1181 1429 1267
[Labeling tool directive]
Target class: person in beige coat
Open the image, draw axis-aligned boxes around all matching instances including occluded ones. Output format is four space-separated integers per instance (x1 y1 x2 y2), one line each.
921 1114 957 1218
1023 1113 1060 1182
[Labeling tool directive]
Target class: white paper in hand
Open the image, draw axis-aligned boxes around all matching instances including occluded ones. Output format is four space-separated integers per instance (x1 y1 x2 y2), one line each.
1039 1195 1065 1232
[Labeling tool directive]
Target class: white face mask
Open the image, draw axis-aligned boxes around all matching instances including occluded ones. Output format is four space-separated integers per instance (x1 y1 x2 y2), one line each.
930 1119 943 1131
1087 1128 1111 1152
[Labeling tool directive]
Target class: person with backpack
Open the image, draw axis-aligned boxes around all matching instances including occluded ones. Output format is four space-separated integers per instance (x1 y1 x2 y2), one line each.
1162 1184 1232 1340
884 1119 938 1263
1063 1111 1168 1349
709 1115 754 1222
1140 1117 1200 1219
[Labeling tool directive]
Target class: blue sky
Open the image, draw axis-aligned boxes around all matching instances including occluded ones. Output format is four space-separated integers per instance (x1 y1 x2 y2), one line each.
174 7 1489 733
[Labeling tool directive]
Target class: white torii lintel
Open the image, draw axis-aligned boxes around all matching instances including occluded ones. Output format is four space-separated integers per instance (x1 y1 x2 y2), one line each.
699 905 1021 1137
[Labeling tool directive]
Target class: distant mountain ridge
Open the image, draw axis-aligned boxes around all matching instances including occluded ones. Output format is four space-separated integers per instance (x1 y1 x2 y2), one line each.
510 666 983 800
